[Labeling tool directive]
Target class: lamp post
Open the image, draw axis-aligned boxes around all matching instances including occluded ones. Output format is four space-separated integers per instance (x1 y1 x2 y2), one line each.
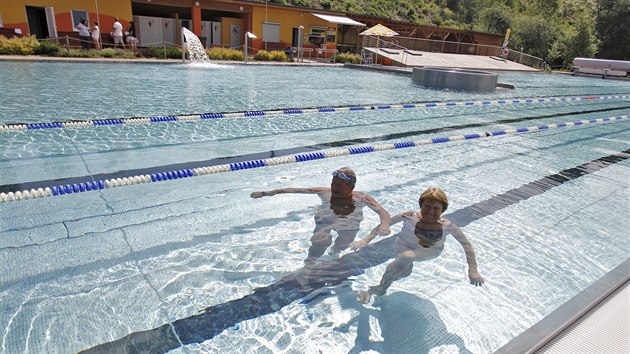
244 31 257 63
264 0 268 50
95 0 101 49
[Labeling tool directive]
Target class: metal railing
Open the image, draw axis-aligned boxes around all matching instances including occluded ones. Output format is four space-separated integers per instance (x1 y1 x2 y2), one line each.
359 35 544 69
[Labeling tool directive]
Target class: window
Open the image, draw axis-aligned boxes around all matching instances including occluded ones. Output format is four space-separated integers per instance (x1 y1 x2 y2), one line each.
309 27 326 36
262 22 280 43
309 26 326 45
71 9 89 31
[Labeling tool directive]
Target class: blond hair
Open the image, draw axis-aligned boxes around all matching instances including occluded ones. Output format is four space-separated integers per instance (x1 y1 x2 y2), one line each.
419 187 448 212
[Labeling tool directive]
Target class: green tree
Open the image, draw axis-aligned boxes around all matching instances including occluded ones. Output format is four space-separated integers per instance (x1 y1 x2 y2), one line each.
595 0 630 59
474 4 512 34
548 17 598 66
510 14 557 58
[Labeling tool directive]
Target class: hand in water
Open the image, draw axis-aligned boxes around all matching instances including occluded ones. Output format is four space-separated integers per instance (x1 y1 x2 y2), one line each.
349 239 369 250
468 270 484 286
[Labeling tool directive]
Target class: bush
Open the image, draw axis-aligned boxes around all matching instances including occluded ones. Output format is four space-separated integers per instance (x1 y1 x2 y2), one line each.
165 46 184 59
142 45 183 59
34 40 61 56
58 48 95 58
99 48 117 58
270 50 288 62
254 49 272 61
206 47 243 61
0 35 39 55
334 53 361 63
254 49 287 62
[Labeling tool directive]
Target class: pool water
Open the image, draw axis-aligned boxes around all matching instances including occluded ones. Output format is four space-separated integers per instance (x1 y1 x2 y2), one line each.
0 61 629 354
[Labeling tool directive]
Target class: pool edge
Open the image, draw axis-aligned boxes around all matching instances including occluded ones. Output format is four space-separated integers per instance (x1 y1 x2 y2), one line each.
494 258 630 354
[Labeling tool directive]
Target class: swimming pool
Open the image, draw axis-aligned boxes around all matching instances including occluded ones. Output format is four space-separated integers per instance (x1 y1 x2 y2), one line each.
0 61 629 353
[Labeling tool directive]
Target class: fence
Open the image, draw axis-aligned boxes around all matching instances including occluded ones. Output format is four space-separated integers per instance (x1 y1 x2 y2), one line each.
360 35 544 69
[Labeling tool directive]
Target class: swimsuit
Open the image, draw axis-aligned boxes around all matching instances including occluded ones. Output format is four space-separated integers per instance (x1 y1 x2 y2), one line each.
396 212 448 261
313 193 367 232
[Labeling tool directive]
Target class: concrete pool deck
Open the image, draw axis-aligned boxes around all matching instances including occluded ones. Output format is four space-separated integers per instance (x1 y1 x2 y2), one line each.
362 47 540 72
0 52 539 72
0 54 342 66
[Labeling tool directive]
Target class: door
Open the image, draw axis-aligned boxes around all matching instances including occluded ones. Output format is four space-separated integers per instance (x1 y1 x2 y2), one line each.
230 24 241 49
25 6 48 39
163 18 176 46
201 21 212 47
292 27 300 47
45 7 57 38
211 21 222 46
137 16 163 46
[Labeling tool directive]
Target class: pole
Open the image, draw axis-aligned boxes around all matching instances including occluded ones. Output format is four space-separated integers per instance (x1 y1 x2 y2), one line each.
244 33 248 63
264 0 268 50
298 26 303 63
95 0 101 50
375 35 380 64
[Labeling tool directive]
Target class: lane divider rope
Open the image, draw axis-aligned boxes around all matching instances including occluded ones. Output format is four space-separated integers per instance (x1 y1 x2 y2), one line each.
1 114 628 203
1 95 628 133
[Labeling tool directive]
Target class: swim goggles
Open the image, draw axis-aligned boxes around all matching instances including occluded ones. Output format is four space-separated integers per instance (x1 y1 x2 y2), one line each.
332 170 355 183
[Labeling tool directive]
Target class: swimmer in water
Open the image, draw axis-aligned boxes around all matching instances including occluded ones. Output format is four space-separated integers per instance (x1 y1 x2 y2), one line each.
251 167 391 264
350 187 484 303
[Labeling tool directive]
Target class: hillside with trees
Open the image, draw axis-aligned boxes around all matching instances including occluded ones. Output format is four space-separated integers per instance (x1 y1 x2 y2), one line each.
268 0 630 65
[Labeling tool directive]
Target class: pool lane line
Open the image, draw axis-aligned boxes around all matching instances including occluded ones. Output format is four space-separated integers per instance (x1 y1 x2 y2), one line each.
80 147 630 353
2 104 626 196
1 114 628 203
1 94 628 132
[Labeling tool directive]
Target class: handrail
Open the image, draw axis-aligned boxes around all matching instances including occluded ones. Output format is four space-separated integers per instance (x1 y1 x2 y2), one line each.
360 34 545 68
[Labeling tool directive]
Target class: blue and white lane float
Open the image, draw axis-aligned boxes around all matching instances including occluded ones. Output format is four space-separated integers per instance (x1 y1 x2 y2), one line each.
0 114 628 203
0 94 628 132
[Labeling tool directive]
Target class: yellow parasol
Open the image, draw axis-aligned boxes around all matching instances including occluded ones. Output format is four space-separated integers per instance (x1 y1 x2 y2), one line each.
359 24 399 64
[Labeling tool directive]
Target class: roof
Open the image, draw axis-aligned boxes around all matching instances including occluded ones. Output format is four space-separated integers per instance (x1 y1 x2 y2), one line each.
311 13 366 27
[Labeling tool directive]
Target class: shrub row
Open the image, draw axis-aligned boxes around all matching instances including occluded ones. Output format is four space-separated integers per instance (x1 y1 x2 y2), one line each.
253 49 289 62
1 35 351 63
333 53 361 63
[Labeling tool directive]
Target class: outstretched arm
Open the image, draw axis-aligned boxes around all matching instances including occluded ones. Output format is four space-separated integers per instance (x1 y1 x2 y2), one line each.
449 222 484 286
250 187 326 198
349 213 406 250
361 194 392 235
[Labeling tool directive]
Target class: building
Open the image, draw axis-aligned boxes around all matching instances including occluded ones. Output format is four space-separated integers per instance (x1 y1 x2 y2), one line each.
0 0 502 56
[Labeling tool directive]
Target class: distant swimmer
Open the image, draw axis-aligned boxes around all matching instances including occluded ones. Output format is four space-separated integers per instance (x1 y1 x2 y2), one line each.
251 167 391 264
350 187 484 304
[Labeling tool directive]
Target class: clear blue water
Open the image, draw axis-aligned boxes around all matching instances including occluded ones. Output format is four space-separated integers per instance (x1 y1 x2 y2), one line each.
0 61 629 353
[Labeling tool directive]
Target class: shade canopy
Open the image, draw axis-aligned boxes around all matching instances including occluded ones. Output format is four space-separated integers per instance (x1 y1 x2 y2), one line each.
311 13 366 27
359 24 399 37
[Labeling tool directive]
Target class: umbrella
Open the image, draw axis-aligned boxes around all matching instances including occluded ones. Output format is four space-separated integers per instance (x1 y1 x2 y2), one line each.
359 23 399 37
359 24 399 64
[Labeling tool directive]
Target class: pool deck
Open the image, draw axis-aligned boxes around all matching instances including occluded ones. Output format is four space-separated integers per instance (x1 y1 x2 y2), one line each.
0 52 539 72
495 259 629 354
0 54 342 66
362 47 540 72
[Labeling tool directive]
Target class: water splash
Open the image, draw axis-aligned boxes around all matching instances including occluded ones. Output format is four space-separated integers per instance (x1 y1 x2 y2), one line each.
182 27 211 64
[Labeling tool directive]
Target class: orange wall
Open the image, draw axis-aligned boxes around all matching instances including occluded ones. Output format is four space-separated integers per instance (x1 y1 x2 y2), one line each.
1 0 132 37
249 4 335 50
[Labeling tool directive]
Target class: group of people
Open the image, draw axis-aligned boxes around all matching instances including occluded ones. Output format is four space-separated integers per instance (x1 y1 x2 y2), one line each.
251 167 484 304
74 18 138 51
